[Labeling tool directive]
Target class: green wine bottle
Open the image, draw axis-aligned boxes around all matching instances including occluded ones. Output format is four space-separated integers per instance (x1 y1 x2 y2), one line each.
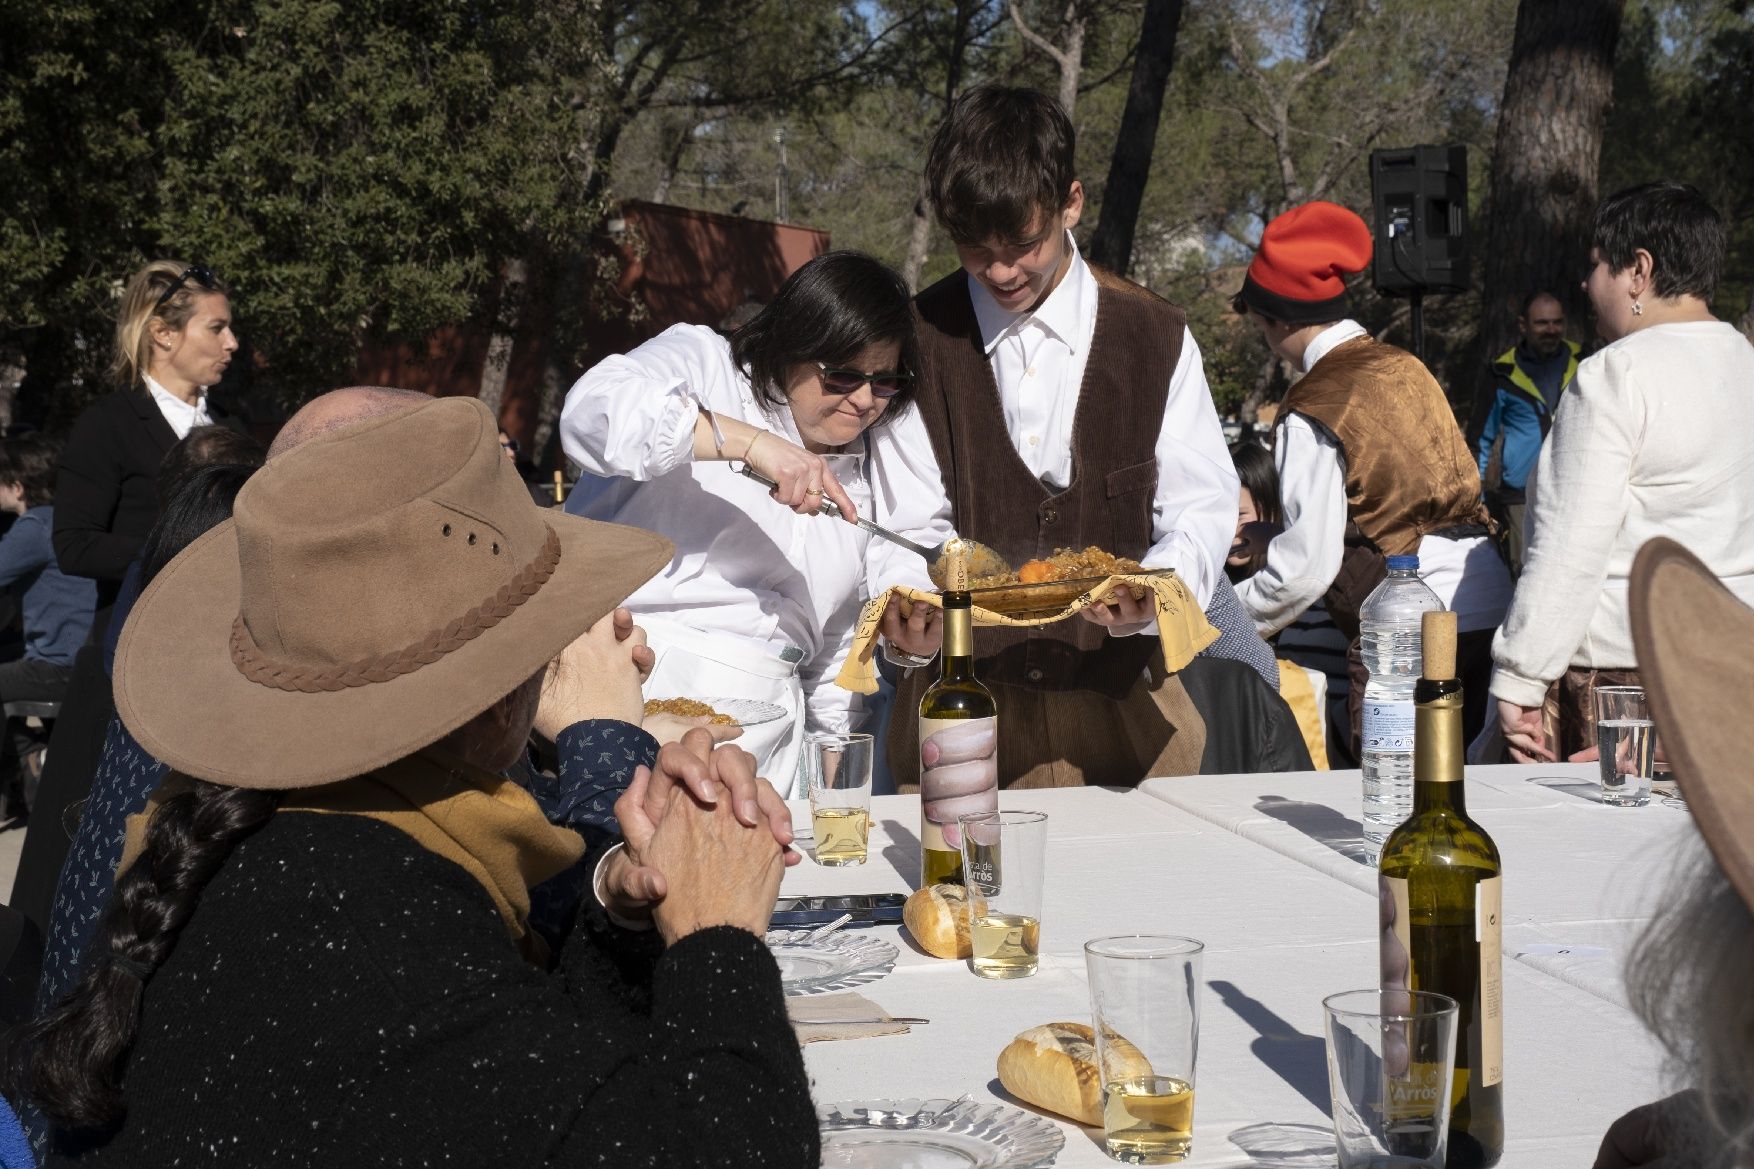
1379 610 1504 1168
918 588 997 887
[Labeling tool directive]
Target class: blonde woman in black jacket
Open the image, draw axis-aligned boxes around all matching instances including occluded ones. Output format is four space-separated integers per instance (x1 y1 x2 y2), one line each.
54 261 239 610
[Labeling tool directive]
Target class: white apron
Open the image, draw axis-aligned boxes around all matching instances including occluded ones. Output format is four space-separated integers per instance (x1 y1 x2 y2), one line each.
637 613 806 797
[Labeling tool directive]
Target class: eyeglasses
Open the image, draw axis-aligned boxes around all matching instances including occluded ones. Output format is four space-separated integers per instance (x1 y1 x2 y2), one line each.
152 267 218 315
813 362 913 399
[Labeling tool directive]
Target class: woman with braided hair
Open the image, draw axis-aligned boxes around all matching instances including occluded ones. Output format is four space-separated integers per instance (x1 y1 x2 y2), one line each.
6 395 817 1166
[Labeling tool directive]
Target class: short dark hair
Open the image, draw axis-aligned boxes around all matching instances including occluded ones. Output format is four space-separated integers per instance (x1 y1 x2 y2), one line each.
730 251 918 426
1518 290 1564 317
157 425 266 508
1229 440 1282 526
141 463 258 590
0 436 61 508
1592 181 1726 302
924 85 1076 246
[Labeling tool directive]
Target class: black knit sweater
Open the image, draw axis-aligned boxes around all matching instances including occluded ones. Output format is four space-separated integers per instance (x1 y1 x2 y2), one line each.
49 813 819 1167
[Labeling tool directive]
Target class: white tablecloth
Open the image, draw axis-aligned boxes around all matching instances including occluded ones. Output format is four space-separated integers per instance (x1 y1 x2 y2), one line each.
781 770 1675 1167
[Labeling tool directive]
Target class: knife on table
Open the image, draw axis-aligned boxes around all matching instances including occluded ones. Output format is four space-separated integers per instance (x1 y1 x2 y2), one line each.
736 464 934 559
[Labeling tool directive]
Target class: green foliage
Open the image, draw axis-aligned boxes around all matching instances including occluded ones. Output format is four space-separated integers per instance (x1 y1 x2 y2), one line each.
603 0 1520 407
8 0 1747 429
1604 0 1754 325
152 0 610 400
1 0 613 418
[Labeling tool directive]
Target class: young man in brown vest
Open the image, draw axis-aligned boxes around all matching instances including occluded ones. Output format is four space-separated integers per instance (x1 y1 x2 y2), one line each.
883 85 1302 788
1231 201 1511 744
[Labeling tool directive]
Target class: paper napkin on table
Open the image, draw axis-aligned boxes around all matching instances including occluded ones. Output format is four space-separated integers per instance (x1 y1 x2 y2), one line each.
788 991 912 1044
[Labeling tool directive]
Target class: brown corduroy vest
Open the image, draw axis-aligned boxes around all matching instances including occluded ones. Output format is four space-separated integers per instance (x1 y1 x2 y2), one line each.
912 267 1184 695
1280 335 1492 557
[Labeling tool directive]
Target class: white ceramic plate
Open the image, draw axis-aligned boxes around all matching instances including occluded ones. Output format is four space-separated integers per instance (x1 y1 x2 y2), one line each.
766 929 898 997
817 1098 1065 1168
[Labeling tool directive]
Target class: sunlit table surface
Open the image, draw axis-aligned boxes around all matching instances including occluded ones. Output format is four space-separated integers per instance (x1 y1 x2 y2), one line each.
781 776 1671 1167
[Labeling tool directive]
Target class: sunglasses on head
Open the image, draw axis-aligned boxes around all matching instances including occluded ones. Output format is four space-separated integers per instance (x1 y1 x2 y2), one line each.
153 266 218 314
813 361 913 399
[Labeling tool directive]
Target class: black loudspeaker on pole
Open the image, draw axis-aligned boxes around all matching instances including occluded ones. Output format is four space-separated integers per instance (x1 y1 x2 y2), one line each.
1368 145 1469 363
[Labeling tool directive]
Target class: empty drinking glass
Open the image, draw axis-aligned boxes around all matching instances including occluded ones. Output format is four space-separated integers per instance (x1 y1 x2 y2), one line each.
1323 989 1459 1169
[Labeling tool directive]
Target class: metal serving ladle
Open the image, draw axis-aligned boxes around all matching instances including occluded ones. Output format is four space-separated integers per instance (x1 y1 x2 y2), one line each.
734 464 1009 589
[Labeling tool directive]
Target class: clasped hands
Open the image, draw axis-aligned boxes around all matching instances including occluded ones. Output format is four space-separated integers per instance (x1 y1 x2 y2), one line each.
599 729 801 943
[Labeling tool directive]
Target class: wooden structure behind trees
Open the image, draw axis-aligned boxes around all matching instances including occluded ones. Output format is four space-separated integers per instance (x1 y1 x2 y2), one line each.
355 202 828 467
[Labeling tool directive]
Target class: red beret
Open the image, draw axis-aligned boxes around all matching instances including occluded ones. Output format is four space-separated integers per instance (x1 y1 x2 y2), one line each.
1236 201 1373 324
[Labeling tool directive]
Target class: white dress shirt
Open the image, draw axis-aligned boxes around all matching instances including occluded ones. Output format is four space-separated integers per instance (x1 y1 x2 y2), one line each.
892 241 1237 609
559 324 950 733
143 375 212 439
1236 321 1511 636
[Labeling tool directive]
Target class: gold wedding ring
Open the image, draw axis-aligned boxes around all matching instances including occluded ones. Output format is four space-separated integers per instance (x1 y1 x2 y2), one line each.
805 486 824 496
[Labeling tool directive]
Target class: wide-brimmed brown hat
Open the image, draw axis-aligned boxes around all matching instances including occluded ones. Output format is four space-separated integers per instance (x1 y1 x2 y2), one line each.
1629 537 1754 910
115 395 673 789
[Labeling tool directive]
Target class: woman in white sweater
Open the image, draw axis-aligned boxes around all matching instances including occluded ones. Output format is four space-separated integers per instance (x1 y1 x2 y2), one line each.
1494 181 1754 763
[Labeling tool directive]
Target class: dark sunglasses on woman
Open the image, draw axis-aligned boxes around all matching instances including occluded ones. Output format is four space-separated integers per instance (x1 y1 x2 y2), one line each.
153 266 219 313
814 361 913 400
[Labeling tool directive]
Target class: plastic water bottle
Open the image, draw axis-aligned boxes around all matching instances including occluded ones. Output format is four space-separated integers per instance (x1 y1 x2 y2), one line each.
1358 555 1443 860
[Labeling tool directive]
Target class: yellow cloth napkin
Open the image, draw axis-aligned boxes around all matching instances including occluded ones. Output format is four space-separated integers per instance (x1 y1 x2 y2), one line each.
835 573 1220 695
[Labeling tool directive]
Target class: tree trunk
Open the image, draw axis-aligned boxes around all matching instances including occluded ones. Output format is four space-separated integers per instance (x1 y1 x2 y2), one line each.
1087 0 1185 275
1057 15 1084 115
477 256 528 423
906 0 981 293
1478 0 1626 369
903 175 935 293
651 117 694 204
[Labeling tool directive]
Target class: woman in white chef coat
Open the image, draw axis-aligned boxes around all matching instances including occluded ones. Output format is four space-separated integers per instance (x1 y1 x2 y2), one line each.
561 251 948 794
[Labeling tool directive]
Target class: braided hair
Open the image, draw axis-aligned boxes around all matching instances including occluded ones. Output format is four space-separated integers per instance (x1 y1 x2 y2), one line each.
4 778 279 1131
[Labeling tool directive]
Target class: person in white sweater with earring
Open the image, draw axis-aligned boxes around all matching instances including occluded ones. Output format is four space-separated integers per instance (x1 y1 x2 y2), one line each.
1494 180 1754 764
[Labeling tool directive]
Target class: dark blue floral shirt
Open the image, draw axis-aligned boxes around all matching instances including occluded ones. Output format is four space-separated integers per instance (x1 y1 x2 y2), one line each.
36 718 657 1012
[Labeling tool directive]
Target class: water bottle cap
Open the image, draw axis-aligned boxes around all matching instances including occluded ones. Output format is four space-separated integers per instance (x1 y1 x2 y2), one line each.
1386 555 1420 571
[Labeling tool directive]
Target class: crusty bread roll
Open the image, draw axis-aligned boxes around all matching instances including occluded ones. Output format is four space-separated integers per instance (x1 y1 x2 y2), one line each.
902 884 982 959
997 1022 1153 1127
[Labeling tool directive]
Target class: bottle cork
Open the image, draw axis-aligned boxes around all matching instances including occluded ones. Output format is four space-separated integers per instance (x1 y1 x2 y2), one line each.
1422 610 1457 681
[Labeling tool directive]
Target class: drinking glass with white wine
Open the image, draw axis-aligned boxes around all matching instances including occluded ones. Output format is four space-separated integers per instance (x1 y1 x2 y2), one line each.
1084 936 1204 1163
806 732 873 866
957 809 1047 978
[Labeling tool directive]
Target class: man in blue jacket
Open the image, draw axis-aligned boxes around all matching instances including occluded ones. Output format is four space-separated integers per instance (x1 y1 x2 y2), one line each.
0 436 97 791
1472 291 1579 574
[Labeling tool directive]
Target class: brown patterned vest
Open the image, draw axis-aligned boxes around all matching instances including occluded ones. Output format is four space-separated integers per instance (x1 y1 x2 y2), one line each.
1280 336 1491 558
912 267 1184 696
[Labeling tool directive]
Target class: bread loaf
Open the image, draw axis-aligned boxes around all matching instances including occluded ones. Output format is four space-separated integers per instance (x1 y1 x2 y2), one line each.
902 883 981 959
996 1022 1152 1127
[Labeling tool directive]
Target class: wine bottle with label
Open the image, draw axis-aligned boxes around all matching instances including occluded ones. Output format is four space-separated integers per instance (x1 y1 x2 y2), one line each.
1379 610 1503 1168
917 580 997 888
